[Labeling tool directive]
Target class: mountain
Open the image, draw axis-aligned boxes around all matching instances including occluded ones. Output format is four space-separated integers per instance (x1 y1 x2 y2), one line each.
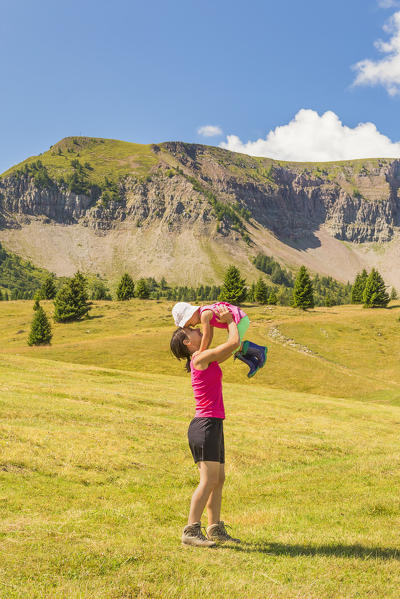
0 136 399 287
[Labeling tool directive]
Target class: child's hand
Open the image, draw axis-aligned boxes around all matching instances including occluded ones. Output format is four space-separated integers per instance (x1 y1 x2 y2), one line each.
215 305 233 324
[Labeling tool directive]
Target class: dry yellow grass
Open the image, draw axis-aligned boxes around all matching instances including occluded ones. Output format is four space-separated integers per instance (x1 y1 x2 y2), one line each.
1 299 400 597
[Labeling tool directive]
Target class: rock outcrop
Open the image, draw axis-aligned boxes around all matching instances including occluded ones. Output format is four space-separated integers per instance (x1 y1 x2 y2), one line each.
1 141 399 244
1 138 400 285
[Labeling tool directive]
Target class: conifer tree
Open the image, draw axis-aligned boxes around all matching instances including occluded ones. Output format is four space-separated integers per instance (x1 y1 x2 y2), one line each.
268 289 278 305
33 297 40 311
292 266 314 310
41 274 57 299
219 266 247 304
351 269 368 304
135 278 150 299
28 305 52 345
363 268 390 308
254 277 269 304
211 285 220 301
0 289 2 301
54 271 92 322
390 287 398 301
116 273 135 300
325 292 335 307
247 282 256 302
90 277 112 300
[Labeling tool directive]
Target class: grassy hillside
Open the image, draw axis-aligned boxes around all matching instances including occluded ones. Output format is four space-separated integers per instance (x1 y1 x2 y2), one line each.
0 242 51 298
0 136 392 192
1 300 400 597
2 299 399 401
0 137 159 186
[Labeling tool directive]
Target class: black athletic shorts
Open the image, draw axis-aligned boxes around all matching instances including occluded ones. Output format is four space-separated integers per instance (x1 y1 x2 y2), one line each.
187 417 225 464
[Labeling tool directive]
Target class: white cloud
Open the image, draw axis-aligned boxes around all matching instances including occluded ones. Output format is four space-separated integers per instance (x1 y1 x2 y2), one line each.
352 11 400 95
197 125 223 137
219 109 400 161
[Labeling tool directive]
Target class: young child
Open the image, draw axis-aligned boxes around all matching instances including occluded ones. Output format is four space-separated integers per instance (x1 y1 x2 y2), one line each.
172 301 267 378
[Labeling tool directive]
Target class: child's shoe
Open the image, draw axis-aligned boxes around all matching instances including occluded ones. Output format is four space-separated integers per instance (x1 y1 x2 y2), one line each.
242 340 267 370
234 350 259 378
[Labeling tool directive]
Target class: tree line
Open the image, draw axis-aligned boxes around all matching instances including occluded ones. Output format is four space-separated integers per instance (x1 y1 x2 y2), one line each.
27 263 395 346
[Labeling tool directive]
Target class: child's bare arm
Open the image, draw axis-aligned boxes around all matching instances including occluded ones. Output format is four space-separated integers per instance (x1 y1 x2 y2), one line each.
199 310 213 352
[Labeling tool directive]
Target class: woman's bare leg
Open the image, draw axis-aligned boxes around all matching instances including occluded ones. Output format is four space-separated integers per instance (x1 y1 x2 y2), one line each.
206 463 225 525
187 461 221 524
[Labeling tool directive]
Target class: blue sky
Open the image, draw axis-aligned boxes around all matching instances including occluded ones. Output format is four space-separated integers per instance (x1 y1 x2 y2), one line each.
1 0 400 172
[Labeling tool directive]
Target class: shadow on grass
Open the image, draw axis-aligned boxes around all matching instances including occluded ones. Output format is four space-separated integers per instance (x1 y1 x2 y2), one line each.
387 304 400 310
220 541 400 560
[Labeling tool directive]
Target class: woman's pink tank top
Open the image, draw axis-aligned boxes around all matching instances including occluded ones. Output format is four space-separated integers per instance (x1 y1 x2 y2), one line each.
190 359 225 419
199 302 247 329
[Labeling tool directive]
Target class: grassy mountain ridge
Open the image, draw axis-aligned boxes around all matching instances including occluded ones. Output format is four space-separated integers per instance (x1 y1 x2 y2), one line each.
0 137 158 185
1 136 395 192
1 137 400 288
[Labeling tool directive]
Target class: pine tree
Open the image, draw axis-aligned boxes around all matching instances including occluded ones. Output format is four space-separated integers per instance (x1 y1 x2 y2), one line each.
135 278 150 299
28 305 52 345
33 297 40 311
41 274 57 299
90 277 112 300
292 266 314 310
390 287 398 300
247 282 256 302
325 292 335 307
219 266 247 304
254 277 269 304
53 271 92 322
0 289 3 301
116 273 135 300
363 268 390 308
351 269 368 304
268 289 278 305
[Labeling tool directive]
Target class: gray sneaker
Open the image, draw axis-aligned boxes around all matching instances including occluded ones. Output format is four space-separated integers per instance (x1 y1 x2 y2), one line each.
182 522 216 547
206 521 241 543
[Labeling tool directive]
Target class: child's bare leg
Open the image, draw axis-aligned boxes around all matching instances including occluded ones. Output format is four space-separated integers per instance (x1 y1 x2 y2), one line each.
233 342 243 356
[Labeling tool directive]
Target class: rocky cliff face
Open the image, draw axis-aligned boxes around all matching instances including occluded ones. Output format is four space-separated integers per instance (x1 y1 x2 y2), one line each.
1 138 400 286
1 141 399 245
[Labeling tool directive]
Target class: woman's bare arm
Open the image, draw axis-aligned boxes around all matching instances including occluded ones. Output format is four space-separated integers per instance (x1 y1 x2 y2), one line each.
198 310 214 353
193 307 239 370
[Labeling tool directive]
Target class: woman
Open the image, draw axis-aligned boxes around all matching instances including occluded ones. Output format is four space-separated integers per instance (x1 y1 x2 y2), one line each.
170 304 242 548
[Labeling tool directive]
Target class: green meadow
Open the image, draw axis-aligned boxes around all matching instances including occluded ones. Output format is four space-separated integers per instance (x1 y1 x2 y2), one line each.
1 299 400 598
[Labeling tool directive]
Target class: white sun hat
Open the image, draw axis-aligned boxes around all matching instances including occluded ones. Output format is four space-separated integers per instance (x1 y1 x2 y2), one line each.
172 302 200 327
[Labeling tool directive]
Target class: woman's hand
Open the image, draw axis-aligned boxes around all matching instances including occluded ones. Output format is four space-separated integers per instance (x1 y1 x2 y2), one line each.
215 305 233 324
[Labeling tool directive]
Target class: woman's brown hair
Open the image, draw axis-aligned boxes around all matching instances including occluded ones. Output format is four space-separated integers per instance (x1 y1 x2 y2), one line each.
170 327 191 373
